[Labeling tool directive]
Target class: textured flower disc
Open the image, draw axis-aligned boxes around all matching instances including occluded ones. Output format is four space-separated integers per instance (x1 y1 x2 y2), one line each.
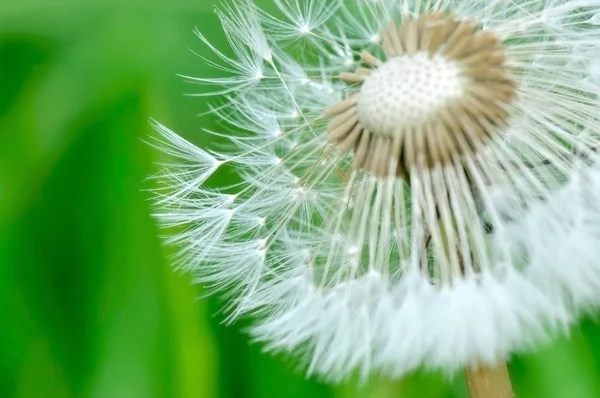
326 14 517 178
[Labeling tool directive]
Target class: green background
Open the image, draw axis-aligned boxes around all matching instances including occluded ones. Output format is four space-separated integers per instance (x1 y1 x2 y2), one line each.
2 1 600 397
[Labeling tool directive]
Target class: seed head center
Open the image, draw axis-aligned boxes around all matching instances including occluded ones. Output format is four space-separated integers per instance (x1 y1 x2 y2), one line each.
357 53 463 137
326 14 517 177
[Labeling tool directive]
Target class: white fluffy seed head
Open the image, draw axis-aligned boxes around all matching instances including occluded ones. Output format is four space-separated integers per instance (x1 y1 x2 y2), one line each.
151 0 600 384
357 52 464 136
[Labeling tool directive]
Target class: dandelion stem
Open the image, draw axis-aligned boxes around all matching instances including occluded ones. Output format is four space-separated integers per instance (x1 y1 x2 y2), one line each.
464 363 514 398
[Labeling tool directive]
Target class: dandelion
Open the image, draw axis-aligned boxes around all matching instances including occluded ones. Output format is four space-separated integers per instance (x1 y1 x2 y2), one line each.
151 0 600 392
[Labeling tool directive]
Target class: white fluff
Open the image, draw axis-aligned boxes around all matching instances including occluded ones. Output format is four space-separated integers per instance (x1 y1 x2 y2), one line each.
151 0 600 382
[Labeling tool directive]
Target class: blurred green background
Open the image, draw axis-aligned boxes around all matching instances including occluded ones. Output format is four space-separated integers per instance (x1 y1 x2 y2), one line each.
2 1 600 397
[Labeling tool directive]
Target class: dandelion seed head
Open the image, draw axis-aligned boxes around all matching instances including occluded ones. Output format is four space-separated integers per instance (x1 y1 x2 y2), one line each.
152 0 600 383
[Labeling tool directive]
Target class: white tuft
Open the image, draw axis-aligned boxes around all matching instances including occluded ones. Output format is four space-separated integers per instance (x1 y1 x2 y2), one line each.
151 0 600 383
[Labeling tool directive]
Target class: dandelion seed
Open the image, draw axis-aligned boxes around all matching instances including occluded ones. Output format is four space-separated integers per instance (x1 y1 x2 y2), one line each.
151 0 600 384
